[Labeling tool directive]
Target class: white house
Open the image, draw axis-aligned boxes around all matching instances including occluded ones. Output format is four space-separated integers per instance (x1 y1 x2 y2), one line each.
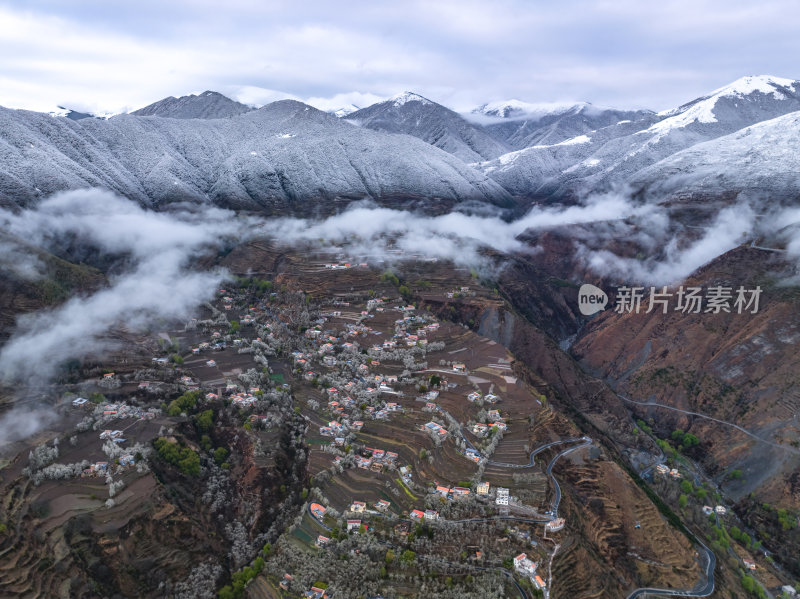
513 553 537 576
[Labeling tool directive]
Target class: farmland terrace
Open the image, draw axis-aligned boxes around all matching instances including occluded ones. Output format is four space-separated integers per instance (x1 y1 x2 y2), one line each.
0 240 784 598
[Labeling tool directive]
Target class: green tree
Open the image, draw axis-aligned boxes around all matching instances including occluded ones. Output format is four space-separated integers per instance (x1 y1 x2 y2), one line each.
195 409 214 432
213 447 229 465
679 494 688 508
218 585 234 599
682 433 699 448
153 437 201 476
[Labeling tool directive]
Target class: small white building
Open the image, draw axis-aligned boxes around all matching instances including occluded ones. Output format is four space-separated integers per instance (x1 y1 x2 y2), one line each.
513 553 537 577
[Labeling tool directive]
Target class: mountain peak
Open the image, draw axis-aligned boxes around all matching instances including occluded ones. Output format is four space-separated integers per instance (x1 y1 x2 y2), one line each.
708 74 796 100
649 74 799 136
472 100 589 120
329 104 360 117
130 91 252 119
390 92 434 107
48 106 97 121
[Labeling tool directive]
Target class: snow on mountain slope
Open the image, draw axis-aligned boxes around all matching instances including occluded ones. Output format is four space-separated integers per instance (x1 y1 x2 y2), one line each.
630 109 800 198
390 91 434 107
644 75 799 139
130 91 254 119
475 117 659 197
345 92 510 162
0 101 512 213
472 100 585 120
472 101 656 150
48 106 97 121
479 75 800 198
329 104 360 117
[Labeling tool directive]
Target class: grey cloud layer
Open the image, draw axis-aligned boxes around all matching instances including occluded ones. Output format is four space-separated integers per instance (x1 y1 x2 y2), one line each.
1 1 798 114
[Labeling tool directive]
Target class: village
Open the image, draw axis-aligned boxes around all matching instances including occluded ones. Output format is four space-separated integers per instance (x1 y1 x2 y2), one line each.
5 246 792 599
5 253 588 599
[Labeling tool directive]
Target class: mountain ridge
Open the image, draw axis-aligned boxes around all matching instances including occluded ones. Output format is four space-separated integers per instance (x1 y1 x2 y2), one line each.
130 90 254 119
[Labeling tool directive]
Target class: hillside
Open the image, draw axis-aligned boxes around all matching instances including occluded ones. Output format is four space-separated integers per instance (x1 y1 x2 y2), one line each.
130 91 253 119
346 92 510 162
0 100 513 214
478 75 800 200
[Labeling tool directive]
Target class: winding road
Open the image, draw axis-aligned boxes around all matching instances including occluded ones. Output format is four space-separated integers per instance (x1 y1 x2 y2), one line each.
626 540 716 599
619 395 800 456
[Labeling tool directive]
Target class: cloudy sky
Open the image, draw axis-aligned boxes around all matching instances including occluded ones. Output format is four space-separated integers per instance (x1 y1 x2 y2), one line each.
1 0 798 115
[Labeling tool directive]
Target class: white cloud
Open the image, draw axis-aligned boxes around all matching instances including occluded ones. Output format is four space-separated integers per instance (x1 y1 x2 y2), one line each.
0 1 798 114
579 203 757 285
0 189 245 383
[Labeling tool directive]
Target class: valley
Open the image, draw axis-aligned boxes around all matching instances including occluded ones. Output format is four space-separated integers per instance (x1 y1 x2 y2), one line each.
1 70 800 599
1 236 797 598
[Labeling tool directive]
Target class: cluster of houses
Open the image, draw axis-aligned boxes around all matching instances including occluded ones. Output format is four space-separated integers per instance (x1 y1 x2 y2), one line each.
702 505 727 516
513 553 546 590
93 402 157 422
355 447 399 472
384 314 439 350
99 429 126 443
228 390 261 408
410 508 439 521
466 390 500 404
423 421 448 439
471 416 507 437
655 464 682 479
434 484 471 500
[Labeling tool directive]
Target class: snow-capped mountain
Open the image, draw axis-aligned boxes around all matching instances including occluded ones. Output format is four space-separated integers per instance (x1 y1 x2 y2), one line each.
130 91 254 119
478 75 800 198
0 100 511 212
48 106 98 121
651 75 799 136
630 109 800 199
473 99 587 120
470 101 656 149
346 92 510 162
2 75 800 215
329 104 360 118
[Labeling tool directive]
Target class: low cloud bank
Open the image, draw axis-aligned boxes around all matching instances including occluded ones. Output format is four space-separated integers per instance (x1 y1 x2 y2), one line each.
0 189 243 384
2 188 796 445
258 192 649 269
2 189 792 389
578 203 757 285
